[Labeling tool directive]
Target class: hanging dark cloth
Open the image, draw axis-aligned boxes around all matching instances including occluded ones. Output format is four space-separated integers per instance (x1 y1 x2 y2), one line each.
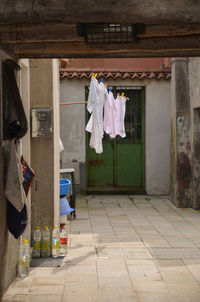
3 59 28 140
5 140 28 239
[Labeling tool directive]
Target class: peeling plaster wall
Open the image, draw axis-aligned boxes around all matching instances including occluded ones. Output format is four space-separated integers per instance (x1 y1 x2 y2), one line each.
60 78 171 195
188 58 200 209
0 52 22 298
171 58 193 208
171 57 200 209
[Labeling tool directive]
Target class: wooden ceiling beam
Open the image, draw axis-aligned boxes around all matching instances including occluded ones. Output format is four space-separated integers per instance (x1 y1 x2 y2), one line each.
1 23 200 44
0 1 200 24
6 35 200 58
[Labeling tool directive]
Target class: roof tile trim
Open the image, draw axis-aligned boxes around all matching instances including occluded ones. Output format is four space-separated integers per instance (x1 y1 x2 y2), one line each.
60 71 171 80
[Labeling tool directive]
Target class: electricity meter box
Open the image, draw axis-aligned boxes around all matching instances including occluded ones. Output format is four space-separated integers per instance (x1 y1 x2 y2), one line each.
31 108 52 137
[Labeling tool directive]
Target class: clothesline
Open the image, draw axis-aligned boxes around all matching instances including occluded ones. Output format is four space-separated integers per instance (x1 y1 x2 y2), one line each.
60 97 129 106
60 101 87 106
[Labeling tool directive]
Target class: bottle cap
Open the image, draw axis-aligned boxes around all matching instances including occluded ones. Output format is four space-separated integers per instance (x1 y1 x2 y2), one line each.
36 226 40 229
44 226 49 229
22 239 29 244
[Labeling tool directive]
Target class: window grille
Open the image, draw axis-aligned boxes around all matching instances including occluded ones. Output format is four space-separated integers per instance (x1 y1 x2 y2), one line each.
77 23 144 44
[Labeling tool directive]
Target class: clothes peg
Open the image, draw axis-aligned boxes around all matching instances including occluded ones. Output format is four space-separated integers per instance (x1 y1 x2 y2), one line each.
92 73 98 78
121 92 125 97
109 87 112 92
100 78 103 83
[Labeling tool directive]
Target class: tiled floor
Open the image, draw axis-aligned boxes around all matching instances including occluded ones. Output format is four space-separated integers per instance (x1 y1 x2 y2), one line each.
3 195 200 302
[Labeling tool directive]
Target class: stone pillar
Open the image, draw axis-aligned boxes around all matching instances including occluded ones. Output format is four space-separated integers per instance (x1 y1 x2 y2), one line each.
30 59 60 234
171 58 193 208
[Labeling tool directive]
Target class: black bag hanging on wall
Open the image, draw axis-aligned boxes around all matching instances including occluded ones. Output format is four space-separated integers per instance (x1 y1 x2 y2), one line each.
3 59 28 140
7 200 27 239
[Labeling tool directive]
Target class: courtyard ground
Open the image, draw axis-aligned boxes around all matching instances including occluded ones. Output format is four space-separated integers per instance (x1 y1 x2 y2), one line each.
3 195 200 302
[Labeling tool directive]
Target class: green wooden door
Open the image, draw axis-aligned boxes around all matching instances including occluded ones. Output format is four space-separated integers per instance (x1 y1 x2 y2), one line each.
86 86 145 193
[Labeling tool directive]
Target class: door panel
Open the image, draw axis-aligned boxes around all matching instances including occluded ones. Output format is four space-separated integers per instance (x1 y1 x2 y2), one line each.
87 140 114 187
116 143 143 187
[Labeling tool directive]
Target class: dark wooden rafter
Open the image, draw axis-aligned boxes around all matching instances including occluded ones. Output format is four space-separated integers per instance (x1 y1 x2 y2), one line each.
1 23 200 43
4 34 200 58
1 22 200 58
0 0 200 24
0 0 200 59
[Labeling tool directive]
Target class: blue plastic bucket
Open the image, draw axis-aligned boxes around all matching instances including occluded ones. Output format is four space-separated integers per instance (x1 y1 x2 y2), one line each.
60 179 71 196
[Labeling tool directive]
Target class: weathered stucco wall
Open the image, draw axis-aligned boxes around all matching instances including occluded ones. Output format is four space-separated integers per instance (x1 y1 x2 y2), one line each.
60 78 171 195
0 51 21 299
171 57 200 209
171 58 193 208
188 58 200 209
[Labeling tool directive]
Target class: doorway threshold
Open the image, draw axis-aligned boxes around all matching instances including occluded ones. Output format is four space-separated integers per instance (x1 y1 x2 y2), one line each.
86 186 146 195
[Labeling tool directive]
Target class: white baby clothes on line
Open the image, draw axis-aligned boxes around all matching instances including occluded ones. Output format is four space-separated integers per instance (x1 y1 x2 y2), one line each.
86 76 106 154
104 91 116 138
120 96 127 138
114 95 126 138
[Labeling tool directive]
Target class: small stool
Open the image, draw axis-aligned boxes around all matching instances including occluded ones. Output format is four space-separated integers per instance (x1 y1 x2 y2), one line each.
60 168 76 218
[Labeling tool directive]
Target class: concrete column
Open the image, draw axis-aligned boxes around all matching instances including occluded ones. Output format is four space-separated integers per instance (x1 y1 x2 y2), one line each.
52 59 60 226
30 59 60 235
171 58 192 207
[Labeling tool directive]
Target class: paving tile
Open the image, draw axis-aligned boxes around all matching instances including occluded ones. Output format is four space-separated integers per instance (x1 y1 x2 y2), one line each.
122 248 153 260
143 240 171 248
98 276 133 288
156 259 200 297
126 260 168 293
97 259 128 278
28 276 66 285
150 248 200 259
99 287 138 302
27 285 64 295
66 263 97 275
183 259 200 283
65 253 98 264
164 235 195 248
62 285 99 302
170 296 200 302
137 292 171 302
96 247 124 260
65 274 98 285
3 294 62 302
29 267 66 278
69 245 96 255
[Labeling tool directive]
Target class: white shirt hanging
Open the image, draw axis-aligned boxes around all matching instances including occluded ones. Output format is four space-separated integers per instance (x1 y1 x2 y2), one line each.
86 77 106 154
114 95 127 138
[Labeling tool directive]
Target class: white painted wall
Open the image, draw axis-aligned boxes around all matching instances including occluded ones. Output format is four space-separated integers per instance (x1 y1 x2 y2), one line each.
60 78 171 195
146 81 171 195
